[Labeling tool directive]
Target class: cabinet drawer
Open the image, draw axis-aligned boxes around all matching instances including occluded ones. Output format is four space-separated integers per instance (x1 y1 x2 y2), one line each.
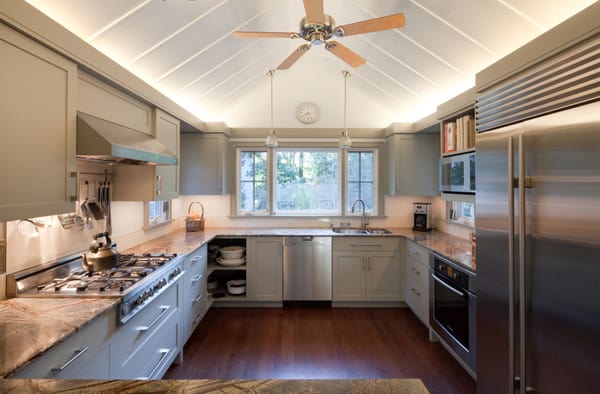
183 292 209 343
10 308 116 379
112 306 180 379
333 237 400 252
405 255 428 288
405 283 429 326
405 240 429 265
110 281 179 370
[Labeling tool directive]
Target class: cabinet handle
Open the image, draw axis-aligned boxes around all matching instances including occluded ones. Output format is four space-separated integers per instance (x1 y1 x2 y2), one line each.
193 314 203 326
51 347 89 372
409 247 420 257
192 294 203 304
351 243 383 247
411 288 421 297
411 267 421 275
137 306 170 332
138 348 170 380
191 274 203 284
156 175 162 195
191 256 202 264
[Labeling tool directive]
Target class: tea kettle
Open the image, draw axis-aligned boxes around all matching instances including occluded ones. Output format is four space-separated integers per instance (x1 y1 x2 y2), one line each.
82 232 119 272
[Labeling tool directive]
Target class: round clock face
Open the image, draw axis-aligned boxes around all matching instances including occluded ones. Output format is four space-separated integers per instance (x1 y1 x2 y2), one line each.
296 102 320 124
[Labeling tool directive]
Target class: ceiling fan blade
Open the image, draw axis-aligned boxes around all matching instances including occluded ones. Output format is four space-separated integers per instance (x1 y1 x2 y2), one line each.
335 13 405 37
303 0 325 24
233 31 298 39
325 41 366 68
277 44 311 70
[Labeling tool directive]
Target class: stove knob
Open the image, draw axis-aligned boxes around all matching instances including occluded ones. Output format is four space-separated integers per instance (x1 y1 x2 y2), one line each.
161 278 167 287
148 288 155 297
136 295 144 305
453 272 461 280
155 281 162 290
142 290 149 301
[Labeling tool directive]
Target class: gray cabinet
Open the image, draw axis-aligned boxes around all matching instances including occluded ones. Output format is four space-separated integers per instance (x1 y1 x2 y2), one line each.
386 133 439 196
403 239 430 326
0 23 77 222
332 237 403 302
246 237 283 301
182 244 209 344
180 133 229 195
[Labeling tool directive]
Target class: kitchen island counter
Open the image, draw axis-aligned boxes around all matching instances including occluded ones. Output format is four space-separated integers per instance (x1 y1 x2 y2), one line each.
0 377 429 393
125 227 474 271
0 297 119 378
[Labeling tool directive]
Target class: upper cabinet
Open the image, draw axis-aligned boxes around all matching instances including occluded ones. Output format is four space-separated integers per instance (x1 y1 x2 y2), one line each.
180 133 229 195
0 23 77 222
437 88 476 157
386 132 439 197
153 109 180 200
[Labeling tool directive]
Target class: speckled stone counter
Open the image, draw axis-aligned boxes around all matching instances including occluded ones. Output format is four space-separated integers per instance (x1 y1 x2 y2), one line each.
125 227 474 271
0 298 119 378
0 378 429 393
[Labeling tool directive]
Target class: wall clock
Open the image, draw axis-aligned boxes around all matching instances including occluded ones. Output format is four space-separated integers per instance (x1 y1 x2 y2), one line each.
296 102 320 124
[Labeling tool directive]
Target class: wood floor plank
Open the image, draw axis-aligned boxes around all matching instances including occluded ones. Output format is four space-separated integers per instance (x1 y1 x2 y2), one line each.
165 307 475 394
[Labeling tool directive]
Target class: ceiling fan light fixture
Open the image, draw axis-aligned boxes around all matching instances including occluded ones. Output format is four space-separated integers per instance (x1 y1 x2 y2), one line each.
265 69 278 148
339 70 352 149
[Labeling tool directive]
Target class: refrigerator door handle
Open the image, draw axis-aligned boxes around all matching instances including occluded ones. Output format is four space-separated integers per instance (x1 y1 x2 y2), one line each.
518 134 527 393
508 137 517 391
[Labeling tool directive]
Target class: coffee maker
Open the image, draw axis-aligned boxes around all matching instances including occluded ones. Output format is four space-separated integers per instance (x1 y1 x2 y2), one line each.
412 202 432 231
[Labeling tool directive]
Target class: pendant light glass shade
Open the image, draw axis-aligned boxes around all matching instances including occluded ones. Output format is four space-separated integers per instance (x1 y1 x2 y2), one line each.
339 70 352 148
265 69 278 148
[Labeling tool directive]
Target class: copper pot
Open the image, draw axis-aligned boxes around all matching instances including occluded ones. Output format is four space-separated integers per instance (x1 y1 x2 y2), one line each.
82 232 119 272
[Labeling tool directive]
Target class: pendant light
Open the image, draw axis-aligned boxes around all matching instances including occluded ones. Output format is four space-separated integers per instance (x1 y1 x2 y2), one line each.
265 69 278 148
339 70 352 148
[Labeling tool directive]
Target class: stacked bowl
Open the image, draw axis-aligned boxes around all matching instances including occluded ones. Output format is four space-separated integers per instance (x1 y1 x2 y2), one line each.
216 245 246 266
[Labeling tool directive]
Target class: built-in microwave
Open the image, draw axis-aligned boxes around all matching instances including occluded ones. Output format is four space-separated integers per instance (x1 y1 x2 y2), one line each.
439 152 475 194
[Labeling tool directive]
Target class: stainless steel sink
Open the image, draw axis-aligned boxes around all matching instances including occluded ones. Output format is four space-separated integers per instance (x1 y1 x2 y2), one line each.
331 227 391 235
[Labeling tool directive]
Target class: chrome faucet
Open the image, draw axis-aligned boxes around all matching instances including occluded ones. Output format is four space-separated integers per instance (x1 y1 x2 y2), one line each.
351 199 369 230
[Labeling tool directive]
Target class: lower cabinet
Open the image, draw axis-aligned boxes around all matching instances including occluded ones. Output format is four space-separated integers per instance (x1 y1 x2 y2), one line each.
332 237 402 302
182 244 209 344
109 280 181 379
246 237 283 301
404 240 430 325
9 308 117 379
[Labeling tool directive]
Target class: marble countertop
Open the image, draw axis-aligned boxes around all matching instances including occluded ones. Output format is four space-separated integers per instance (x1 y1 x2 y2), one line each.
0 297 119 378
125 227 475 271
0 378 429 393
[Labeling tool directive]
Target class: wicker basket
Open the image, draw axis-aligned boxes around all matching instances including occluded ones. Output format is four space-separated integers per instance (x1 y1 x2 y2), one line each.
186 202 205 232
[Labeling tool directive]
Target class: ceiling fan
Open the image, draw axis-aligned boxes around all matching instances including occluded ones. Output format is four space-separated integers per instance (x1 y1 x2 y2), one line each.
233 0 405 70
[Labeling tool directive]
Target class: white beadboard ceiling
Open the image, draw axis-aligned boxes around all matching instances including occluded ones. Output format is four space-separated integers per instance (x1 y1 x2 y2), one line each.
26 0 596 130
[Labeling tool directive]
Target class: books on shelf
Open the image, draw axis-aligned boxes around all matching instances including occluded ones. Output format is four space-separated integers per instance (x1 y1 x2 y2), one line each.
443 114 475 153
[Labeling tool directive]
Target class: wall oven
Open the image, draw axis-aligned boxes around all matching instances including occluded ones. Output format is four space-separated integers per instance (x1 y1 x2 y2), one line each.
430 252 477 377
439 152 476 193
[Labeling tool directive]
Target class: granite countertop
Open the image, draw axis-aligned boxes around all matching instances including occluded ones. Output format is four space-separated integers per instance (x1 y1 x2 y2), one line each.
0 298 119 378
0 378 429 393
125 227 474 271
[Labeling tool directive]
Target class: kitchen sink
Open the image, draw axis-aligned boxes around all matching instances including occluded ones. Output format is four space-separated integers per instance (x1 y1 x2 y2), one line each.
331 227 391 235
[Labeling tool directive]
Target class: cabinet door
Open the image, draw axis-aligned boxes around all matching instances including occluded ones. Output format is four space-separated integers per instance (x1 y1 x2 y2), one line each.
246 237 282 301
182 245 208 343
180 133 228 195
332 252 366 301
154 109 180 200
367 251 403 301
387 133 439 196
0 24 77 222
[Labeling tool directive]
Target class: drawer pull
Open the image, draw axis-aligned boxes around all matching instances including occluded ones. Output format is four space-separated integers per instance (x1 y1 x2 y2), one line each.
191 274 203 284
193 314 203 326
351 243 383 247
191 256 202 264
51 347 89 372
192 294 203 304
139 348 170 380
137 306 170 332
411 288 421 297
409 247 420 256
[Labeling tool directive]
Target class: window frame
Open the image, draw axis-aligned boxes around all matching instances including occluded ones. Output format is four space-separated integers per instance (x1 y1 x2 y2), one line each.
234 143 381 218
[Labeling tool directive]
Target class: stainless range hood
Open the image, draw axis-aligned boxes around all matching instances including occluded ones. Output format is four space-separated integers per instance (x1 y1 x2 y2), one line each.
77 112 177 165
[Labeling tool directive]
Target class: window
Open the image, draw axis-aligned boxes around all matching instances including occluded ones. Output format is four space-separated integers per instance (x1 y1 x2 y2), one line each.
236 146 379 217
239 150 268 214
447 200 475 227
145 200 171 228
274 149 340 215
346 150 375 213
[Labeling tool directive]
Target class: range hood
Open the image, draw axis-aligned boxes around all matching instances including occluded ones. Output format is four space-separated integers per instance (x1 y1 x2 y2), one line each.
77 112 177 165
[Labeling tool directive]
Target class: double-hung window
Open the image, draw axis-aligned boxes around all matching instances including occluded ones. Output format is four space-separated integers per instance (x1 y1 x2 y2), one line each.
236 146 378 217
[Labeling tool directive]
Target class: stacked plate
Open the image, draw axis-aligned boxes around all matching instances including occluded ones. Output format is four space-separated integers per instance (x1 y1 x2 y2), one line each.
216 245 246 266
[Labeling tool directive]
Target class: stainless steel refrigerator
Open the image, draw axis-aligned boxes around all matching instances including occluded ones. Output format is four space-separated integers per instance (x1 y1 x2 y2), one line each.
476 97 600 393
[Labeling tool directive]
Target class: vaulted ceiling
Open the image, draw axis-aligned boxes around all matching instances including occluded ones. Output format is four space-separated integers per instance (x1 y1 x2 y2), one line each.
26 0 596 130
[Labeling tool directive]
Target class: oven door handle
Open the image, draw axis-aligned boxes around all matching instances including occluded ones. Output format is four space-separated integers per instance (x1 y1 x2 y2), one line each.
432 274 466 297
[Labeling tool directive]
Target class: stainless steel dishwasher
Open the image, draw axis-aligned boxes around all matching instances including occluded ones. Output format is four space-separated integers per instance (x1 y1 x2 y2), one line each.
283 236 332 304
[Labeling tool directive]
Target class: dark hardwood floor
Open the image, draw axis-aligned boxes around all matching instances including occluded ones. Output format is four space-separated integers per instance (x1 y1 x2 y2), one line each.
165 307 475 394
